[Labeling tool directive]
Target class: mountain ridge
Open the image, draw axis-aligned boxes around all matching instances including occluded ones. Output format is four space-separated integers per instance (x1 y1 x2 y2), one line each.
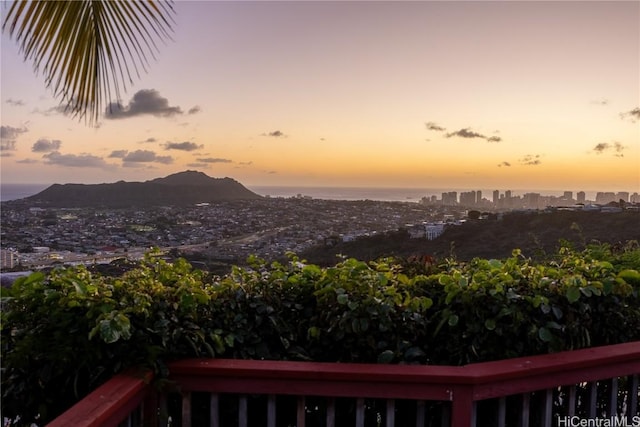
21 171 262 207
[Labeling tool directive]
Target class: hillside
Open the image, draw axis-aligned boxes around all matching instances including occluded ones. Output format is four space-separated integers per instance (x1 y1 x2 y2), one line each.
21 171 262 207
300 210 640 265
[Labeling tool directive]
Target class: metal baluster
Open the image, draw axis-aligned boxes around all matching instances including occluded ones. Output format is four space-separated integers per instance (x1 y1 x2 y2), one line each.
182 391 192 427
520 393 530 427
541 389 552 427
568 385 577 417
629 375 639 422
239 396 248 427
267 394 276 427
415 400 425 427
386 399 395 427
356 398 365 427
326 397 336 427
297 395 306 427
609 378 619 416
498 397 506 427
588 382 598 417
210 393 220 427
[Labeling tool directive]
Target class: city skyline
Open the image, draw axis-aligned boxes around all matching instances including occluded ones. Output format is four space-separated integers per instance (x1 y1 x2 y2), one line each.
1 1 639 192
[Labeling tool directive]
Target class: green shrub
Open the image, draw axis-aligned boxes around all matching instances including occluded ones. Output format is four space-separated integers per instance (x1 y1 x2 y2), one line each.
1 243 639 425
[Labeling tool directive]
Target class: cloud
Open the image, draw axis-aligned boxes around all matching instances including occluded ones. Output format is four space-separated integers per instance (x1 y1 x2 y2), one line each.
43 151 109 168
620 107 640 123
163 141 203 151
238 161 253 166
186 163 210 168
446 128 487 139
262 130 287 138
590 98 609 106
486 136 502 143
17 158 39 164
141 137 157 144
425 122 446 132
196 157 232 164
188 106 201 115
32 138 62 153
6 98 25 106
105 89 183 119
109 150 128 158
1 125 28 152
593 141 625 157
519 154 542 166
122 149 174 165
497 161 511 167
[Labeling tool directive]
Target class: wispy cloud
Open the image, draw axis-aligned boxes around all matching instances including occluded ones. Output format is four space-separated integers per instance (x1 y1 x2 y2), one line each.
593 141 625 157
519 154 542 166
196 157 232 163
427 120 502 142
620 107 640 123
497 161 511 167
590 98 609 106
6 98 25 106
163 141 203 151
122 149 174 166
446 128 487 139
1 125 28 152
43 151 110 168
32 138 62 153
105 89 183 119
425 121 446 132
262 130 287 138
188 106 201 115
108 150 129 158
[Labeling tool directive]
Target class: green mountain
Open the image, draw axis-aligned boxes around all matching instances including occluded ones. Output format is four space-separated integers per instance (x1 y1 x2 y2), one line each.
24 171 262 207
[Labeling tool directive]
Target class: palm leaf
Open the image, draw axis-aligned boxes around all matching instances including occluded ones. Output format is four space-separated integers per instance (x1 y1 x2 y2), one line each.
2 0 175 125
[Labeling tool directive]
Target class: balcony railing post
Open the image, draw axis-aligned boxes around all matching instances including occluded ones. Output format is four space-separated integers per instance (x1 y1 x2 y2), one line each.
450 385 474 427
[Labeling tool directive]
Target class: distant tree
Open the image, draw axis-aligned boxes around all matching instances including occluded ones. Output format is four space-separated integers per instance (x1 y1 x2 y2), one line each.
2 1 175 125
467 210 481 220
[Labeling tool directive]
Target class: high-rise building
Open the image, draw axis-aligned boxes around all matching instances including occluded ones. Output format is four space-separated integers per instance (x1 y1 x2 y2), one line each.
476 190 482 204
576 191 586 204
459 191 476 206
1 250 16 269
493 190 499 204
441 192 457 205
616 192 629 203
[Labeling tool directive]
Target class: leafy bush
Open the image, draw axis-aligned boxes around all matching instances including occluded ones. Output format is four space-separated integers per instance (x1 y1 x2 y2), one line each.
1 243 639 424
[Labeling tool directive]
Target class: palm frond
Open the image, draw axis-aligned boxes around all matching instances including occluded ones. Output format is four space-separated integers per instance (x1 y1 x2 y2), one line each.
2 0 175 125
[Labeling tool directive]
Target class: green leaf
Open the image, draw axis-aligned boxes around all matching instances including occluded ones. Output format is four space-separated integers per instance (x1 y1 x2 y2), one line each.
484 319 496 331
538 327 553 342
448 314 459 327
337 294 349 305
377 350 394 364
566 287 581 303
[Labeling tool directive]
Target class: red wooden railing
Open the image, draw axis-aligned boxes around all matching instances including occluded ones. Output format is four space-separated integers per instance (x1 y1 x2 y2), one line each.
47 341 640 427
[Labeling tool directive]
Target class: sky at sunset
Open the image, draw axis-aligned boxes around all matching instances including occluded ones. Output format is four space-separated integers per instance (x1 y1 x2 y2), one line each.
1 1 639 194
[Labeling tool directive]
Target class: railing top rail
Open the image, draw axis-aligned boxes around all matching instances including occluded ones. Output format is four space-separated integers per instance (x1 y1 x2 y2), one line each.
45 369 153 427
168 340 640 386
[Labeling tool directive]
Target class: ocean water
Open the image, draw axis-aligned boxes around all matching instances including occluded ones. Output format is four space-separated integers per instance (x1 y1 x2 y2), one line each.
1 183 50 202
